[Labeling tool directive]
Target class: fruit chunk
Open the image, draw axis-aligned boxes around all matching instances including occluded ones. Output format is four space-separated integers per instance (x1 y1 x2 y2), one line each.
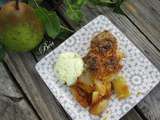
90 99 108 115
116 50 125 60
77 70 94 93
92 91 101 104
95 80 106 96
104 81 112 98
112 75 130 99
103 73 117 82
70 85 90 107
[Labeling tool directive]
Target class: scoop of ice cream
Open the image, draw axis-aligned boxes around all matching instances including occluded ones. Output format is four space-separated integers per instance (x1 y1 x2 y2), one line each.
54 52 84 86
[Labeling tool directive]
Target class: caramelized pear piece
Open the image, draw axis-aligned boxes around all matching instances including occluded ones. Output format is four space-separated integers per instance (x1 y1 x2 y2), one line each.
77 70 95 93
91 91 101 104
104 81 112 98
95 80 106 96
90 99 108 115
112 75 130 99
70 85 90 107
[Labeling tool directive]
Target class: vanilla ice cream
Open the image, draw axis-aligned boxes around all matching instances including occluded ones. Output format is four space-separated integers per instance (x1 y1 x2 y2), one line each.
54 52 84 86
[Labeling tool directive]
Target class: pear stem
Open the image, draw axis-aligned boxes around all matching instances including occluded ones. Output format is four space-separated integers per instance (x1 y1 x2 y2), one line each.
16 0 19 10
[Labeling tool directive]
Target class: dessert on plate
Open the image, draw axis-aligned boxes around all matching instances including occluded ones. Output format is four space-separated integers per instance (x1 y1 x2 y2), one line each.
54 31 130 115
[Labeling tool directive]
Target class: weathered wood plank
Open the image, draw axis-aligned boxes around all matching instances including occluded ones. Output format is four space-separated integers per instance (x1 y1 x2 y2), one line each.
0 63 22 98
0 63 39 120
137 82 160 120
0 96 39 120
51 2 160 120
143 0 160 14
4 52 71 120
122 0 160 50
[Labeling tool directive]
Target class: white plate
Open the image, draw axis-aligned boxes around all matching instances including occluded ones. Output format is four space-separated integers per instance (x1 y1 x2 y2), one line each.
35 15 160 120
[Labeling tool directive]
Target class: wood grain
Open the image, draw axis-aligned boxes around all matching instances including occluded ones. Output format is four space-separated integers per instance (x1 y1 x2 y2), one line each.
0 96 39 120
4 52 71 120
122 0 160 50
0 63 39 120
0 63 22 98
137 82 160 120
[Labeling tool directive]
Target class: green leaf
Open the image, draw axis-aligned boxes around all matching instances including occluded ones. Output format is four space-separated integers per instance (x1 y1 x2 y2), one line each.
0 44 5 62
35 8 47 23
66 6 83 22
113 7 124 14
65 0 84 22
76 0 88 8
35 7 61 39
46 12 61 39
113 0 125 14
56 26 74 40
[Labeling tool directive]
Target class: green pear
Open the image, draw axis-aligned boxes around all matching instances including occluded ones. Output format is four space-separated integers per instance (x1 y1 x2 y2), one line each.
0 1 44 52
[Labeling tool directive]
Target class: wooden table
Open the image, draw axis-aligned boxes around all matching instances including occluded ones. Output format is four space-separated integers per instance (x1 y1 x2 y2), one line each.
1 0 160 120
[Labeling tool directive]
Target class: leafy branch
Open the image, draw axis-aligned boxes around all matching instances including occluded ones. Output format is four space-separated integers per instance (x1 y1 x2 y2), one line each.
29 0 73 39
0 0 125 60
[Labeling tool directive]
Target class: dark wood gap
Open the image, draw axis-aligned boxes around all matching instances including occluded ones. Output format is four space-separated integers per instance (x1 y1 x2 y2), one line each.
31 51 39 62
134 106 148 120
2 61 42 120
